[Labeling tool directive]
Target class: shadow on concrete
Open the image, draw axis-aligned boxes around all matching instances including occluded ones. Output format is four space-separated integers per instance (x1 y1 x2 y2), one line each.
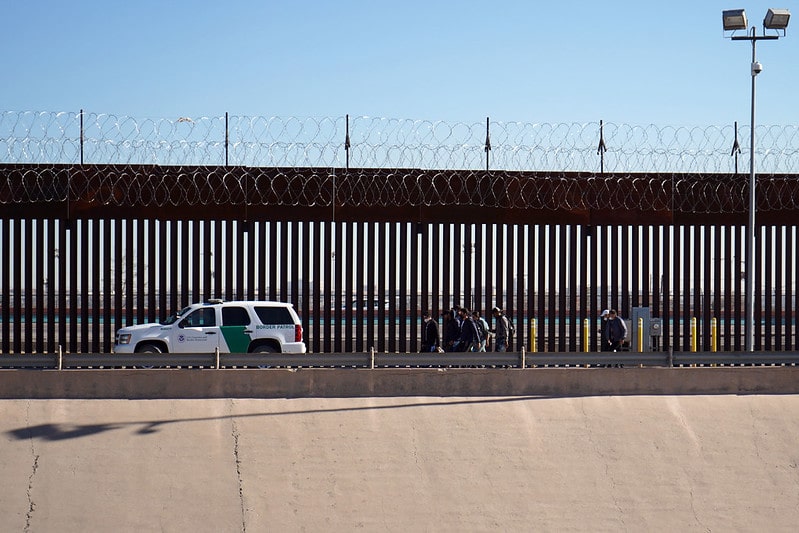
6 396 545 442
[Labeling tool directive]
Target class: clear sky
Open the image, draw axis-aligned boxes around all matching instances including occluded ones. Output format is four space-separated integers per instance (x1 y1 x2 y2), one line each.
2 1 797 127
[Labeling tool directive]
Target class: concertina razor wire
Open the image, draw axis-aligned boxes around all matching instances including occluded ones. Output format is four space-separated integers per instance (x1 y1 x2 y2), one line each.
3 110 799 213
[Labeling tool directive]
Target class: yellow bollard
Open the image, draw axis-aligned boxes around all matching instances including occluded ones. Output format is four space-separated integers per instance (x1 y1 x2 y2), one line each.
530 318 537 353
583 318 590 353
637 317 644 352
691 317 697 353
711 317 718 353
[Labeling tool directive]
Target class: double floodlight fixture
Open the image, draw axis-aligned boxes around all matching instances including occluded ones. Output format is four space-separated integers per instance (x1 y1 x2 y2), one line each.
723 8 790 34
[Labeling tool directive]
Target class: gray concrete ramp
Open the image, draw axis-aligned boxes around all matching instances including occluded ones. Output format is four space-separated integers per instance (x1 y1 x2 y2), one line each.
2 395 799 532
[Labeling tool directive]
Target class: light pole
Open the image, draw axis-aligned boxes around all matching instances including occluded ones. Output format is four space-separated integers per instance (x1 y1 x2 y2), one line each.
722 8 790 352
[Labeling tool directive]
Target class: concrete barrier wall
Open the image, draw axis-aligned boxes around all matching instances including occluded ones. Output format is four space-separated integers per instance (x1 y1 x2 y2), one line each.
1 367 799 399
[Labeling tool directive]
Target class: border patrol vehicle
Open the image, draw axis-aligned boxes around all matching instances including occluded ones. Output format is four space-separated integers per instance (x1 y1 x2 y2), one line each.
114 300 306 354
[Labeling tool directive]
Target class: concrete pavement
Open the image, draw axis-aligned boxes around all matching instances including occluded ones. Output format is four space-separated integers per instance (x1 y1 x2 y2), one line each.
2 394 799 532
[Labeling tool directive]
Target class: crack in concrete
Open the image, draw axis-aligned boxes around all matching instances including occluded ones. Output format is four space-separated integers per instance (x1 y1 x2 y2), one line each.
24 401 39 533
231 405 246 532
24 454 39 533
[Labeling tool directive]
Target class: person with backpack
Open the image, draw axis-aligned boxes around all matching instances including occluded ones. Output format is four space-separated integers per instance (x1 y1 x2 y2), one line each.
472 310 490 352
492 307 512 352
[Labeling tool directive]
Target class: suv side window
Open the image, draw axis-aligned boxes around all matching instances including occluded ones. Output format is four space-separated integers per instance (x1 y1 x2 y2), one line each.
254 306 293 325
222 306 252 326
181 308 216 327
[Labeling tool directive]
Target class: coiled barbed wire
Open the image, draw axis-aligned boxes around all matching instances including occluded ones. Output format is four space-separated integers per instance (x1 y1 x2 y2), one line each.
3 111 799 173
6 165 799 215
4 111 799 214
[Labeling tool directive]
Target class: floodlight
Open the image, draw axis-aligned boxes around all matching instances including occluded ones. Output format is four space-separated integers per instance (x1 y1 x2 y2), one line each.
764 8 790 30
723 9 748 30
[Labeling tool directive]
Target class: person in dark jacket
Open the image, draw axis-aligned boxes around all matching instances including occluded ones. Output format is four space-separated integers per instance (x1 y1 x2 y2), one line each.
599 309 611 352
492 307 511 352
420 311 440 352
604 309 628 352
456 307 481 352
443 308 462 352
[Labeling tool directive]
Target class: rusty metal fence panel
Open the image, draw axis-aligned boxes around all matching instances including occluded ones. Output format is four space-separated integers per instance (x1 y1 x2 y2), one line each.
1 216 797 354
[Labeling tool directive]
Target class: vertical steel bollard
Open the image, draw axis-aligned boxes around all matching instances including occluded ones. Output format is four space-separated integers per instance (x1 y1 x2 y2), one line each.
370 346 375 369
583 318 590 353
531 319 537 353
58 345 63 371
711 317 718 353
520 346 526 369
691 317 698 353
215 346 220 369
637 317 644 352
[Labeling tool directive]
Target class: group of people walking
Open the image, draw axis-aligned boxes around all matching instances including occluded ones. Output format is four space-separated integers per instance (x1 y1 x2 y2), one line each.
422 305 628 354
421 306 513 353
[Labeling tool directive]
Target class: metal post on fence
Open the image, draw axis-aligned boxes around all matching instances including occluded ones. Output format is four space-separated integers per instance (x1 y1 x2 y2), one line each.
530 319 537 353
691 317 698 352
731 120 742 174
345 114 351 170
484 116 491 171
225 111 229 167
58 345 63 371
520 345 526 369
370 346 375 369
597 119 607 175
215 346 220 369
79 109 84 166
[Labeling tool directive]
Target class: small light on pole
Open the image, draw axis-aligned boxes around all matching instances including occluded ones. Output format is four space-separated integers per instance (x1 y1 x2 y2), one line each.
723 7 790 352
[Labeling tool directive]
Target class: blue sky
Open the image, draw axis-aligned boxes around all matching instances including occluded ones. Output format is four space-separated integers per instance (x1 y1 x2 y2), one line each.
2 1 797 126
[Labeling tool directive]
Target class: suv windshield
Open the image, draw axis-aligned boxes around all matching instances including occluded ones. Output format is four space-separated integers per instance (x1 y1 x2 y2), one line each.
161 306 193 325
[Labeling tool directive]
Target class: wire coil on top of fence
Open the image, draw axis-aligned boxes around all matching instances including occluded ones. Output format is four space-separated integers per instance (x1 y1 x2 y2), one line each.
3 111 799 173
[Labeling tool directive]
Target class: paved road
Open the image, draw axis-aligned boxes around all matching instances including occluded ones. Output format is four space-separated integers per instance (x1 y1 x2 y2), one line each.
2 395 799 532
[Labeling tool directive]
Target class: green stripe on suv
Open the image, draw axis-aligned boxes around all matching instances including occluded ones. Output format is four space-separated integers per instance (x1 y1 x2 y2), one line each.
220 326 252 353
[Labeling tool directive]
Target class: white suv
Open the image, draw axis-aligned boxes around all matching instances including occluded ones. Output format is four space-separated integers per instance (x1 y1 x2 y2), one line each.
114 300 306 354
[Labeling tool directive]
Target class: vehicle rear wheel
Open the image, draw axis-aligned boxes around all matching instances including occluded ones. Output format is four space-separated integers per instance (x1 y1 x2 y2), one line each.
252 344 278 368
252 345 277 353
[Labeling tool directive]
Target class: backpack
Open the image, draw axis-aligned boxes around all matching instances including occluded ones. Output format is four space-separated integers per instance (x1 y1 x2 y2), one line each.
505 316 516 342
474 318 487 342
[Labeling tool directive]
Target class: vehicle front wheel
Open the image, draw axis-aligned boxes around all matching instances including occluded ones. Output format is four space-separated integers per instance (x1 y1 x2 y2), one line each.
134 343 161 368
136 344 162 353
